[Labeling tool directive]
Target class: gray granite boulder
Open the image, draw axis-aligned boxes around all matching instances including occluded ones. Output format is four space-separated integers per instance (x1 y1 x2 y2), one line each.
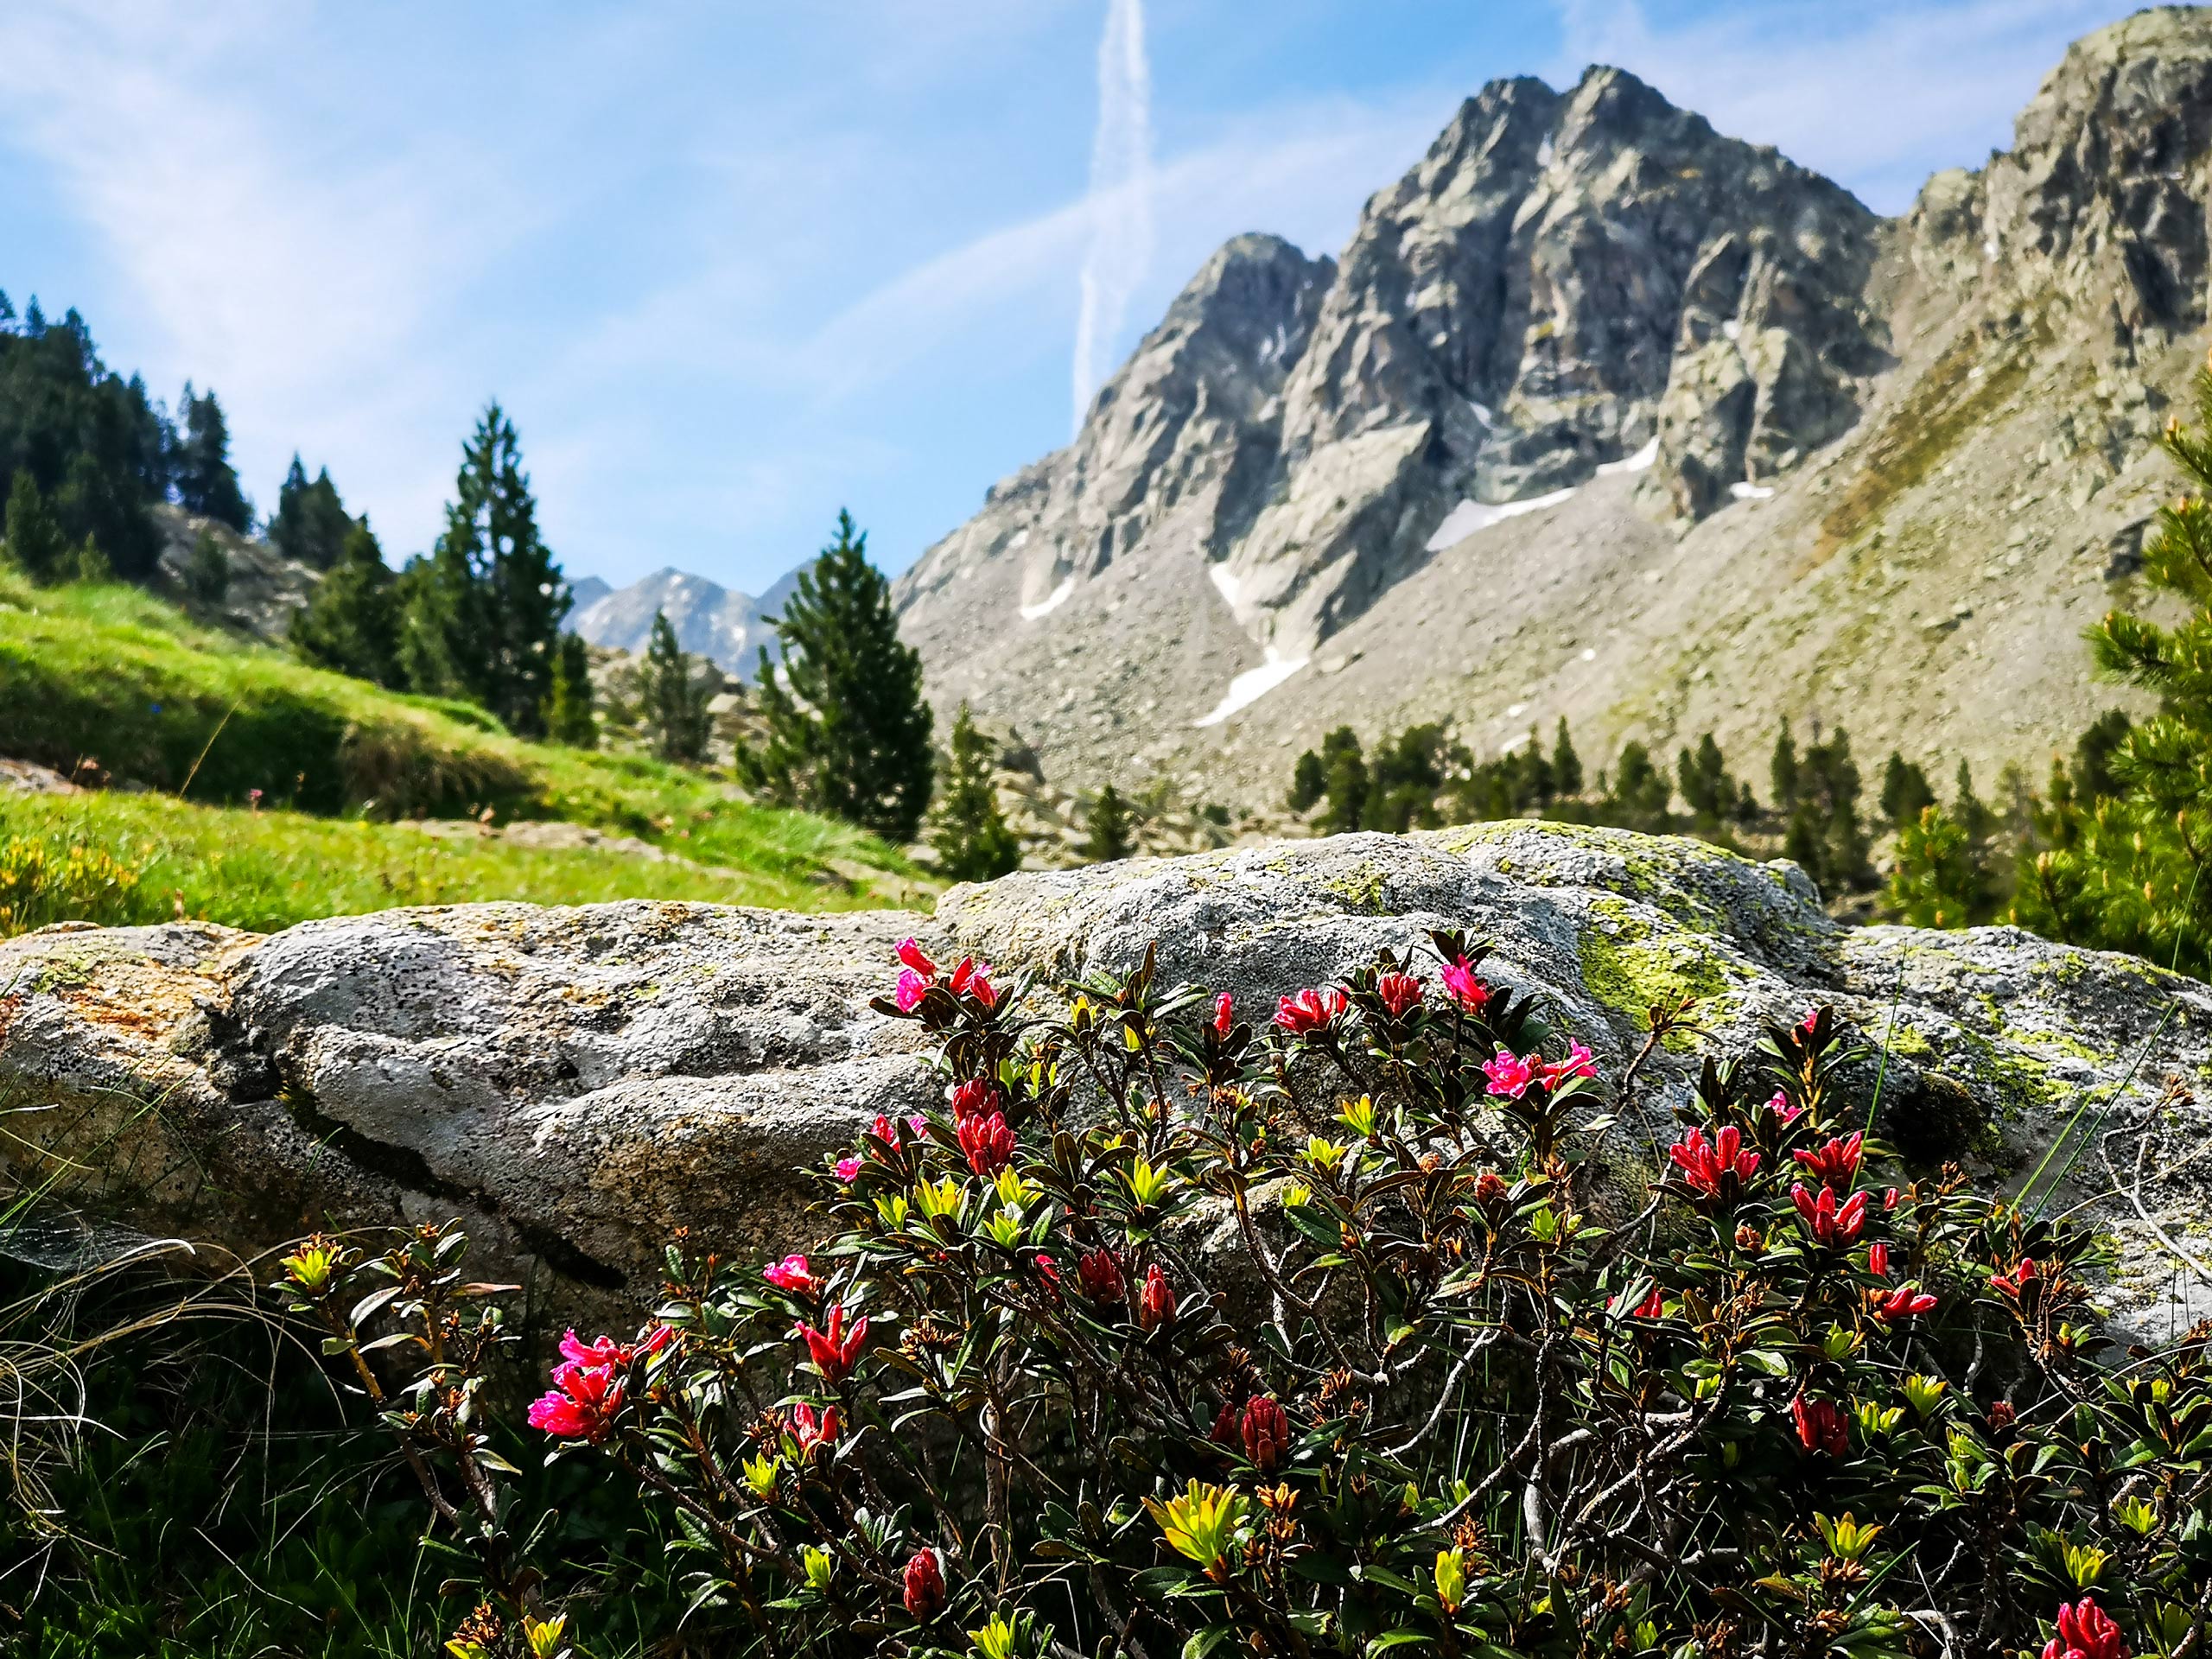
3 824 2207 1335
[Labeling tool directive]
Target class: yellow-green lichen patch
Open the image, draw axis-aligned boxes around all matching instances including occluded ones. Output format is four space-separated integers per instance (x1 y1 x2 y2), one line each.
1576 895 1753 1047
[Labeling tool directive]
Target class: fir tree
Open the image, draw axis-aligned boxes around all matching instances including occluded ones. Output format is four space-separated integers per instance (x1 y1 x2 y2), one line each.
3 470 64 583
927 704 1020 880
1551 718 1584 798
1083 782 1136 864
1675 734 1736 822
1287 748 1327 813
738 510 933 842
1608 741 1671 829
185 529 230 606
639 610 712 765
399 403 570 736
173 384 251 531
543 632 599 749
1878 753 1936 829
270 456 355 569
291 519 402 686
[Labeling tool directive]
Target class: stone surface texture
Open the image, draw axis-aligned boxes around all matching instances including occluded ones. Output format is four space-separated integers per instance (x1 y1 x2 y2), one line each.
4 825 2208 1337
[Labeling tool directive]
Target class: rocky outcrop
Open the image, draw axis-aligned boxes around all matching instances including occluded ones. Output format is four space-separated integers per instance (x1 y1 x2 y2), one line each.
892 11 2212 819
3 826 2207 1335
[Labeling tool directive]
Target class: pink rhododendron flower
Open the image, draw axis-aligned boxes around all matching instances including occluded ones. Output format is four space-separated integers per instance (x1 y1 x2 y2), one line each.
1211 991 1235 1035
1034 1252 1061 1288
789 1401 840 1453
896 938 936 978
763 1255 821 1297
796 1304 869 1383
948 956 998 1007
1764 1088 1803 1123
836 1156 861 1183
2044 1598 2128 1659
1792 1132 1863 1188
958 1110 1016 1178
1541 1042 1597 1089
895 969 929 1012
1792 1183 1868 1247
529 1360 625 1440
1376 972 1423 1019
557 1325 672 1370
1992 1257 2039 1300
1440 957 1490 1014
1668 1126 1758 1198
1483 1050 1539 1098
1800 1008 1821 1033
1274 988 1347 1035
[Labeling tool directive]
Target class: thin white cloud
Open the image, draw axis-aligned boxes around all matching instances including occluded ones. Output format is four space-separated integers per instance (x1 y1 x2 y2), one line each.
1551 0 2139 213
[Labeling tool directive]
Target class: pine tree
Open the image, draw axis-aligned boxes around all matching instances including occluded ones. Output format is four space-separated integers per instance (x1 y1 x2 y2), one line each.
1083 782 1136 864
1675 734 1735 822
1316 728 1370 835
185 528 230 605
3 470 64 583
1552 718 1584 798
543 632 599 749
1287 748 1327 813
1608 741 1671 829
291 519 402 685
270 456 355 569
173 384 251 531
398 404 570 735
1878 753 1936 829
2018 362 2212 972
1889 804 1998 929
931 703 1020 880
738 510 934 842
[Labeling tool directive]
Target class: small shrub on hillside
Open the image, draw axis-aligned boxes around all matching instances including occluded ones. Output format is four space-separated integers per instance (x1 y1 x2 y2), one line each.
288 941 2212 1659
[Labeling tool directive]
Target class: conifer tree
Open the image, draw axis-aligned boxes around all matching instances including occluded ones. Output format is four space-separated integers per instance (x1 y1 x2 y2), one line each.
291 519 402 685
185 529 230 605
1608 741 1671 830
1551 718 1583 798
931 703 1020 880
270 456 355 569
639 610 712 765
739 510 933 842
1287 748 1327 813
1675 734 1736 822
543 632 599 749
1316 728 1370 835
3 470 64 584
1770 719 1800 812
1083 782 1136 864
1878 753 1936 829
2018 359 2212 974
173 384 251 531
1888 804 1992 929
399 404 569 736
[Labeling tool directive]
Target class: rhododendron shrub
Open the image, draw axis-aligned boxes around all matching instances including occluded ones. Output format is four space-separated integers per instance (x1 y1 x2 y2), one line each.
293 934 2212 1659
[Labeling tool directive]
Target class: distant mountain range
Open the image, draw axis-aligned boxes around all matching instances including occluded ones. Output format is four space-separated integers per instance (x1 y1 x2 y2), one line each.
567 565 802 679
891 8 2211 808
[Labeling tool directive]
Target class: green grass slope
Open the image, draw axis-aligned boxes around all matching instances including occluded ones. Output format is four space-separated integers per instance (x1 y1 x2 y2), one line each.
0 571 923 933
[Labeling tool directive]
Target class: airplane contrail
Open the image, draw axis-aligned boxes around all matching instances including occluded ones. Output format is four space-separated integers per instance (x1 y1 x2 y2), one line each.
1071 0 1153 436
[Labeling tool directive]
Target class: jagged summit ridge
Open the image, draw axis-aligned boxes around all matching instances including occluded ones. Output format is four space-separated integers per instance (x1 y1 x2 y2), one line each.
894 11 2212 816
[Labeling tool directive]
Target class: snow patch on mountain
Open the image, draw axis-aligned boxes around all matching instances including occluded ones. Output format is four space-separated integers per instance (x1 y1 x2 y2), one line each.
1020 577 1075 620
1425 486 1579 552
1192 648 1306 727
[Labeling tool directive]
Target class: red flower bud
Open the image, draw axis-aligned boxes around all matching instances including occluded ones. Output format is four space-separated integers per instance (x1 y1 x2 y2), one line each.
950 1078 1001 1122
1077 1249 1126 1304
1241 1395 1291 1471
957 1110 1016 1178
901 1548 945 1619
1376 972 1423 1018
1211 991 1235 1036
1137 1263 1176 1331
1790 1393 1848 1457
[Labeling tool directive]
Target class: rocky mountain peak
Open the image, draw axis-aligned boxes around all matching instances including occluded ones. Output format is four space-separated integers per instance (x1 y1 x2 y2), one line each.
894 15 2212 815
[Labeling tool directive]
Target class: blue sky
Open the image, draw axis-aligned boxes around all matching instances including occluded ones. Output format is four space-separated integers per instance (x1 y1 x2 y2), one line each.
0 0 2147 596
